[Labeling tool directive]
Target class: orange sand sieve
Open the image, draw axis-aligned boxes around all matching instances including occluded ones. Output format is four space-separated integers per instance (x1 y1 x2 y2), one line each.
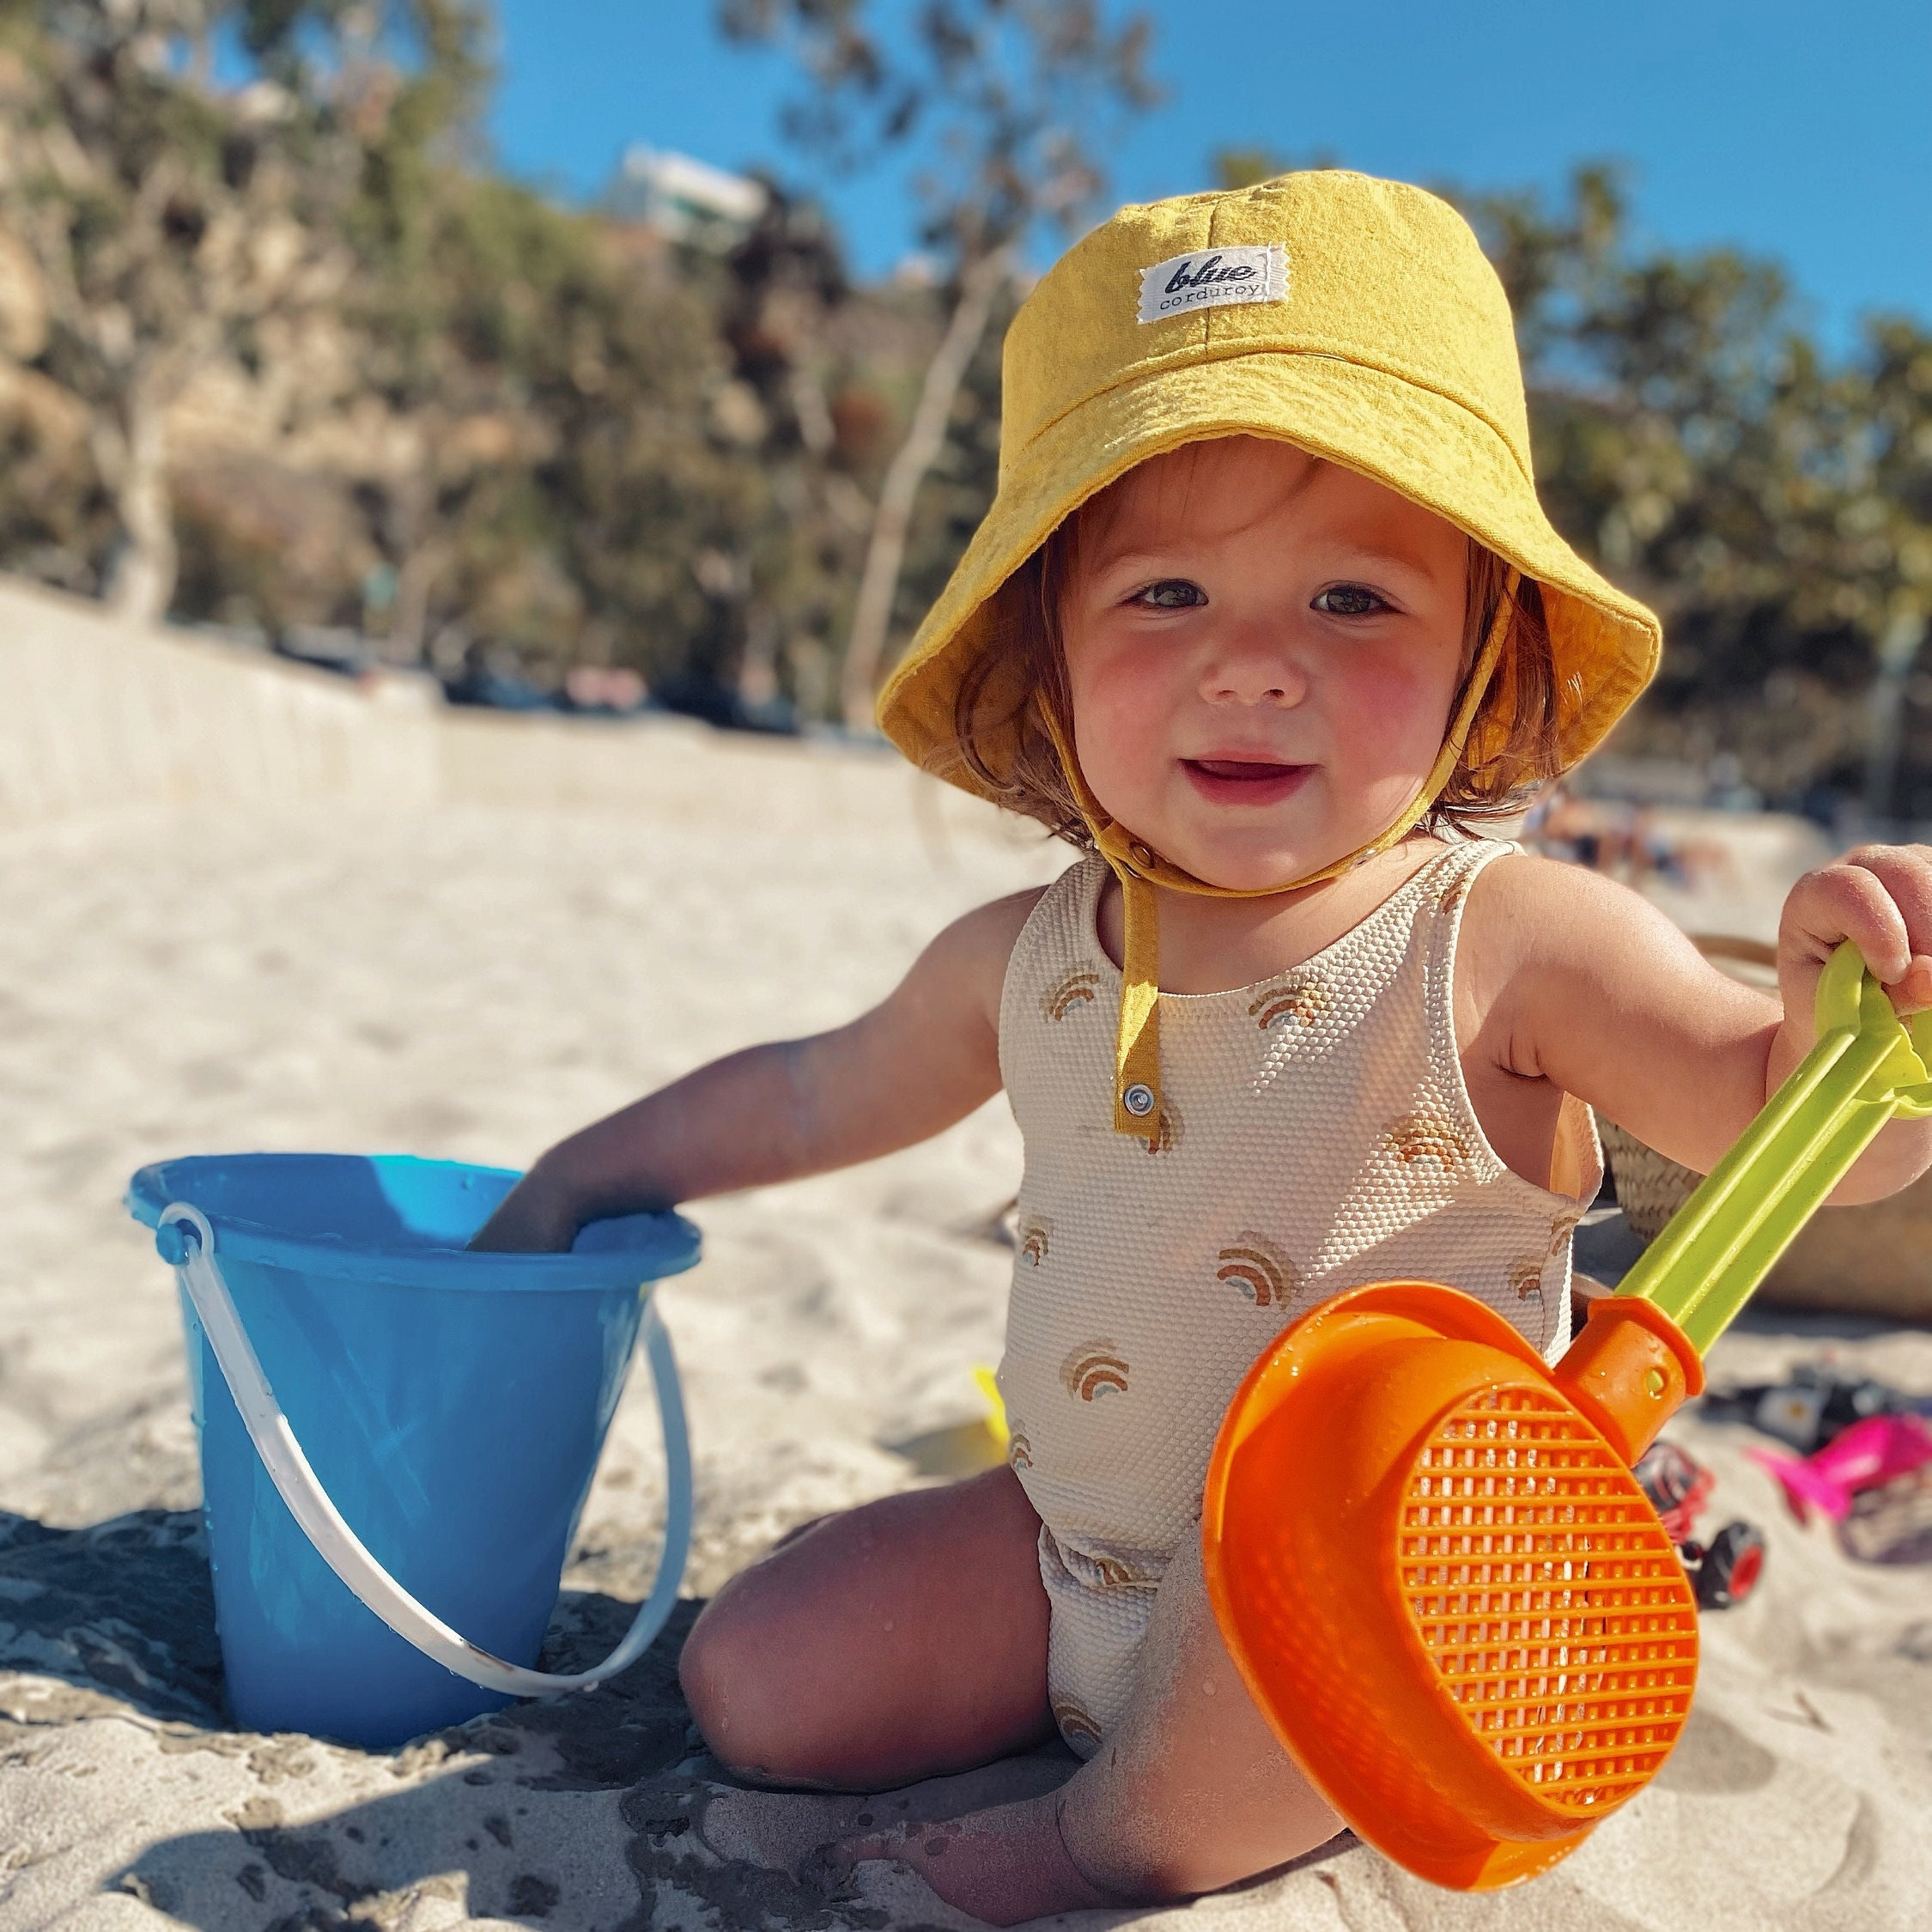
1201 945 1932 1890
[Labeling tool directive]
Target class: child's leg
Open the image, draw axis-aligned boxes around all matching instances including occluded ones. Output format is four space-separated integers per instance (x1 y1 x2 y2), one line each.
832 1528 1343 1922
678 1465 1054 1790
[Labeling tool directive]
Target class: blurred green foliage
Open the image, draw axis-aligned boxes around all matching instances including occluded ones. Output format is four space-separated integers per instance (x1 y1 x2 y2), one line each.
0 9 1926 811
1473 167 1932 806
0 0 497 619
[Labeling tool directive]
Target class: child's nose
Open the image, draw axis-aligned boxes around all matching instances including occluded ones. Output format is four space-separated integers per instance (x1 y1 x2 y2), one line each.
1201 629 1307 706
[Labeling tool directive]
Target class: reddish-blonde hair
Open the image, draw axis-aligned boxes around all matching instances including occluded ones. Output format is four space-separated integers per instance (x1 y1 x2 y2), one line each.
945 507 1564 850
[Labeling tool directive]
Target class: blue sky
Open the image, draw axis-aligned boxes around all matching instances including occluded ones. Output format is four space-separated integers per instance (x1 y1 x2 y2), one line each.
489 1 1931 346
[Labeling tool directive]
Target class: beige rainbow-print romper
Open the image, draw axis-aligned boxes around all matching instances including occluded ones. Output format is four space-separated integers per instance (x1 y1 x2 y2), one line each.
996 837 1602 1756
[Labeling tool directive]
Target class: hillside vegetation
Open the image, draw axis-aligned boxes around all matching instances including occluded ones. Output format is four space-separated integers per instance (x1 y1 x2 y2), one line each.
0 4 1927 811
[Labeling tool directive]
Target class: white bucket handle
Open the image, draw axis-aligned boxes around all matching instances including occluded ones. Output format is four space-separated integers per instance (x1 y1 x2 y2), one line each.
160 1201 692 1698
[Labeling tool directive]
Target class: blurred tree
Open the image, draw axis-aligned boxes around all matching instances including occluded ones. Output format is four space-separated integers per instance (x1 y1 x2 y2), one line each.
351 171 772 691
893 268 1014 676
1210 144 1336 191
349 158 906 717
1851 319 1932 818
720 0 1157 726
1467 167 1932 810
1 0 1917 800
0 0 485 623
708 182 870 720
1212 147 1278 191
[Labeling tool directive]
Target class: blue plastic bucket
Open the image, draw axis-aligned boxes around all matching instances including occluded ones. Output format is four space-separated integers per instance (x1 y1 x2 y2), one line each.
126 1154 700 1747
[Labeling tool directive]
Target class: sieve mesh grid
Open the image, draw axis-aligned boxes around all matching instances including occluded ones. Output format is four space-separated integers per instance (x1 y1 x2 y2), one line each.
1397 1386 1698 1815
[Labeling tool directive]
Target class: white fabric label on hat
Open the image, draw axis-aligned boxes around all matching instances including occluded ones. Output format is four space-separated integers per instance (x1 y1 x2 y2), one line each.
1137 244 1288 324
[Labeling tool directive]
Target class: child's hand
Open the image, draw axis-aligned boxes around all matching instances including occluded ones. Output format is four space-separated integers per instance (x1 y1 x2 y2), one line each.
1778 844 1932 1042
469 1167 580 1252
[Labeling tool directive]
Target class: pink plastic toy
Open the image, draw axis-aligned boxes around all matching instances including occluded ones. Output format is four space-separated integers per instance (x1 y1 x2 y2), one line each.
1750 1413 1932 1523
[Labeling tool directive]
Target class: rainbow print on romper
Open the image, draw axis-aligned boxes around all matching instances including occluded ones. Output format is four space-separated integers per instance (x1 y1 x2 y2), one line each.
1043 968 1101 1021
1382 1109 1472 1170
1052 1695 1103 1751
1141 1096 1182 1156
1061 1341 1130 1401
1508 1253 1547 1300
1248 979 1328 1032
1216 1234 1298 1308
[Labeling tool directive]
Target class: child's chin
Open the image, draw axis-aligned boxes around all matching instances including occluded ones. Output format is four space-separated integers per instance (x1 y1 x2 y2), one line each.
1172 797 1432 892
1172 835 1350 894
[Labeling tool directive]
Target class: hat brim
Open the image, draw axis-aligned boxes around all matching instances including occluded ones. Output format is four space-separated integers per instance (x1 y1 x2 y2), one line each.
878 349 1659 798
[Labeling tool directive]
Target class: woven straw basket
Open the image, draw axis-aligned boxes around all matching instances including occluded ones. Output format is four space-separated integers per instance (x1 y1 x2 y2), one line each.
1596 1120 1697 1242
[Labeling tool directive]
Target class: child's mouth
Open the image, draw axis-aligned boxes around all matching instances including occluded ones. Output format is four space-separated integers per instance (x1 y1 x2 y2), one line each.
1182 758 1312 806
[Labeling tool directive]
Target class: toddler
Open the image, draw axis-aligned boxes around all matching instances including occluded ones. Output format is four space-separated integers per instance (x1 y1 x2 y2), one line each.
476 174 1932 1920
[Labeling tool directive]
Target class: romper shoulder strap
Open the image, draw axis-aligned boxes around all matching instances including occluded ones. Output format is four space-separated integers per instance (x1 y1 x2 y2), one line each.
999 855 1109 1076
1411 835 1520 1069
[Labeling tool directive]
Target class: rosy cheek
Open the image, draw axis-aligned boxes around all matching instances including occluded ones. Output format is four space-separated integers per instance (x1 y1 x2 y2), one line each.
1325 646 1455 769
1069 639 1175 803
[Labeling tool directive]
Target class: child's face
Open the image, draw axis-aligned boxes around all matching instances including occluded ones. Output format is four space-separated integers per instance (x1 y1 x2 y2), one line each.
1060 436 1470 891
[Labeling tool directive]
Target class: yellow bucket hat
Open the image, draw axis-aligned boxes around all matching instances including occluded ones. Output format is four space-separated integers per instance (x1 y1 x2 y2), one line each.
878 170 1661 1139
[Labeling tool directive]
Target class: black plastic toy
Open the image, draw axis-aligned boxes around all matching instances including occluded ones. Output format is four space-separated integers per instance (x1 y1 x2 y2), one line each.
1633 1440 1765 1610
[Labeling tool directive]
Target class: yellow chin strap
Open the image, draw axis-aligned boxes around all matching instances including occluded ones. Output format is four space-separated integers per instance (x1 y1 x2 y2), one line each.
1046 572 1520 1141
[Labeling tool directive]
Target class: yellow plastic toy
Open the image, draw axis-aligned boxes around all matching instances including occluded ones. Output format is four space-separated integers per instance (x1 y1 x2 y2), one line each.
1202 943 1932 1890
974 1365 1011 1451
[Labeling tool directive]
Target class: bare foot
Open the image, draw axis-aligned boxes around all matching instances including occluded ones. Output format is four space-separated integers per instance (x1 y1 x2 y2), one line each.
826 1792 1126 1926
696 1785 881 1876
697 1749 1078 1887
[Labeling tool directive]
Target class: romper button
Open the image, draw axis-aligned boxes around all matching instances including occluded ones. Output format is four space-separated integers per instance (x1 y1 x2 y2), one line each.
1121 1083 1156 1117
1128 842 1155 869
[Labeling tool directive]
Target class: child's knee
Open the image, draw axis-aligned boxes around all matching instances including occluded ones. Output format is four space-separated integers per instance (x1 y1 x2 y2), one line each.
677 1595 756 1764
677 1588 827 1783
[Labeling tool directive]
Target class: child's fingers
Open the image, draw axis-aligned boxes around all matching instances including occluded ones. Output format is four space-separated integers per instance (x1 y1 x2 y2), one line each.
1846 844 1932 962
1785 848 1932 1012
1844 848 1932 1010
1787 856 1912 979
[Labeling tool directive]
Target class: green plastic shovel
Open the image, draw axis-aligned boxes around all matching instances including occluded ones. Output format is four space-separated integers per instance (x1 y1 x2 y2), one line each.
1202 940 1932 1892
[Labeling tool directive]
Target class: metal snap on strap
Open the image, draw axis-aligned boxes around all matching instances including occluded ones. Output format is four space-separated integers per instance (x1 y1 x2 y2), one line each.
1121 1082 1156 1117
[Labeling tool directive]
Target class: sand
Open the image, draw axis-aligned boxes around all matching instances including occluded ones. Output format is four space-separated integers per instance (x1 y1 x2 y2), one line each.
1 618 1930 1928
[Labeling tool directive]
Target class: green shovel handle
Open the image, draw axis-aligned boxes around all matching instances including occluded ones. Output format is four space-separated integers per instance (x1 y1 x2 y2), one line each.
1613 941 1932 1356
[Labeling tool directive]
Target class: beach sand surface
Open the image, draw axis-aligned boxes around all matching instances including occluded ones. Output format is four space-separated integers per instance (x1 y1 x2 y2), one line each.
1 702 1929 1929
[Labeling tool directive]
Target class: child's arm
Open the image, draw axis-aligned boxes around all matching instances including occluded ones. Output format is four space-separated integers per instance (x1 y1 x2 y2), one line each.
471 889 1045 1250
1467 842 1932 1204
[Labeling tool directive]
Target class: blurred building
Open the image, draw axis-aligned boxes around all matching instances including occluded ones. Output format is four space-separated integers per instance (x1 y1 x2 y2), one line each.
609 146 768 251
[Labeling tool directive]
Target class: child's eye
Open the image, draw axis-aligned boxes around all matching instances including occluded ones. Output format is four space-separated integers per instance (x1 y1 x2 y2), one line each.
1311 583 1390 617
1133 579 1207 611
